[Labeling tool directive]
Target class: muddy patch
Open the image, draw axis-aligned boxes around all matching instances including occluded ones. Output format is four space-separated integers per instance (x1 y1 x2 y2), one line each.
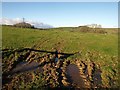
10 61 43 75
66 64 86 88
93 69 102 87
2 48 104 89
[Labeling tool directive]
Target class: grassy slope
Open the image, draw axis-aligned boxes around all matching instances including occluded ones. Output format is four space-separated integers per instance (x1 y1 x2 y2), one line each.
2 26 119 88
2 26 118 56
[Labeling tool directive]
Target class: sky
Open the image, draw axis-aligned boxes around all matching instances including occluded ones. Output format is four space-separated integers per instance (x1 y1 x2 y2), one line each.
2 2 118 28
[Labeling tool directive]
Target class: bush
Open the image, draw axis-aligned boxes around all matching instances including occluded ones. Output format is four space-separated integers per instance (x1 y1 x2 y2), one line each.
78 26 107 34
79 26 92 33
14 22 34 28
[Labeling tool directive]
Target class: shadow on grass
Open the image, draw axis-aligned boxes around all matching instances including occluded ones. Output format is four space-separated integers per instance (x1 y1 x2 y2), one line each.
2 48 79 59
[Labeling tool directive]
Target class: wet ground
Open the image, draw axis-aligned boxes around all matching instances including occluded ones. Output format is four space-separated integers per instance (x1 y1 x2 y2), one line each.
2 49 103 89
66 64 86 88
93 69 102 87
10 61 43 75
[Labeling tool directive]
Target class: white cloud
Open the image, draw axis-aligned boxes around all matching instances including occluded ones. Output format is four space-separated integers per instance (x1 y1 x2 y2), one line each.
0 18 53 28
0 18 22 25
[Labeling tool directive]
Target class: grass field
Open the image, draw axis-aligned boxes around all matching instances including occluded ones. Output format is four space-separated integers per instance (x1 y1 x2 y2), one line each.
2 25 119 89
2 26 118 56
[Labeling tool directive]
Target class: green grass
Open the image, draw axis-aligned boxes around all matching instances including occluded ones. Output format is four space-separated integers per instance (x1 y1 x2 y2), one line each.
2 26 118 56
2 25 119 88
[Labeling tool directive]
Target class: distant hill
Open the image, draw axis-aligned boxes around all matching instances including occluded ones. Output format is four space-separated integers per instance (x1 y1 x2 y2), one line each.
13 22 34 28
0 18 54 29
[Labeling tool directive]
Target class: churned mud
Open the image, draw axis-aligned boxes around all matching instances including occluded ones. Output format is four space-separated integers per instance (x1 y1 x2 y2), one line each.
2 48 103 89
10 61 43 75
66 64 86 88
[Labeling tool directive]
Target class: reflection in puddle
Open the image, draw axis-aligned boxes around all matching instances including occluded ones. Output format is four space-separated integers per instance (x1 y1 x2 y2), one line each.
66 64 85 88
10 61 42 75
66 64 102 88
93 69 102 87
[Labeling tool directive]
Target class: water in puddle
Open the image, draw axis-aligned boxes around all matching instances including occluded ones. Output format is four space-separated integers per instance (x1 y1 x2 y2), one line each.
10 61 42 75
66 64 85 88
66 64 102 88
93 69 102 87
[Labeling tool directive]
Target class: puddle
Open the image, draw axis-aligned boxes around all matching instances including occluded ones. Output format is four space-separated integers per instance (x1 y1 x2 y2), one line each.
10 61 42 75
66 64 85 88
93 69 102 87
